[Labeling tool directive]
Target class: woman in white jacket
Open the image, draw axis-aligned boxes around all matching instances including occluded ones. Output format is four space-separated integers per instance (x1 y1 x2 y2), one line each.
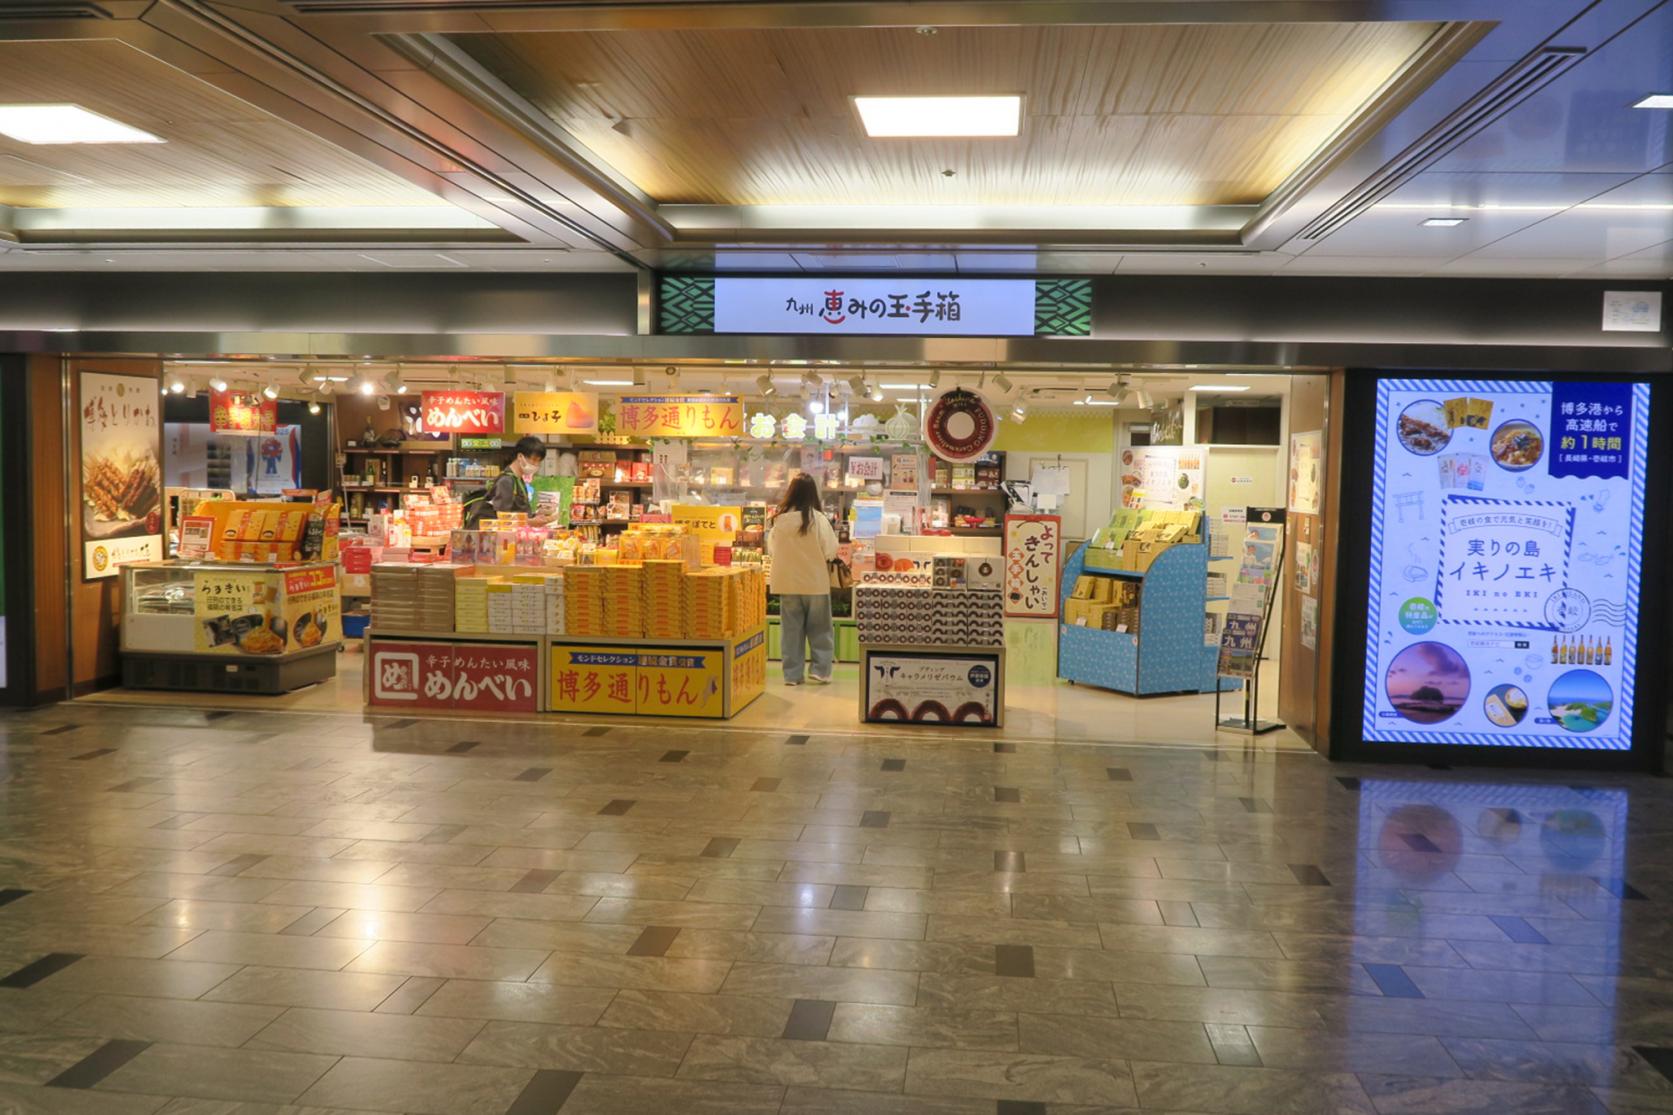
768 474 839 685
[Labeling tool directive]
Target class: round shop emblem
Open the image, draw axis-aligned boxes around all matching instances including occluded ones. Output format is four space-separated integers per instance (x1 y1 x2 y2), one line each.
1544 588 1589 633
966 663 993 688
1397 597 1438 634
922 389 996 464
90 545 109 573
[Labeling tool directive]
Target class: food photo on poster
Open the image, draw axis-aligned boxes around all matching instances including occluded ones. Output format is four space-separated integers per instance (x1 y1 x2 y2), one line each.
1363 378 1648 750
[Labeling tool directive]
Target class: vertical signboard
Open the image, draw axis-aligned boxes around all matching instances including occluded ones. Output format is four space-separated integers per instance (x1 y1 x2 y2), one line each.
80 371 163 579
1363 379 1648 750
1003 514 1062 618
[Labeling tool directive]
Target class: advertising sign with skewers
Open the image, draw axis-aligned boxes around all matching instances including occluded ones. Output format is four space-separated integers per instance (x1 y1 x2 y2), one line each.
80 371 163 579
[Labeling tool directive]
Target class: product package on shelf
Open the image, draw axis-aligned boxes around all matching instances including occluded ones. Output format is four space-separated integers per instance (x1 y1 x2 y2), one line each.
1064 574 1141 634
414 563 471 632
643 560 686 639
369 563 419 630
455 577 489 633
855 583 1005 648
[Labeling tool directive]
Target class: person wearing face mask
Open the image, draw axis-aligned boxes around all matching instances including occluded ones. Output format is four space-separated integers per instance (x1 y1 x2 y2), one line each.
466 436 554 527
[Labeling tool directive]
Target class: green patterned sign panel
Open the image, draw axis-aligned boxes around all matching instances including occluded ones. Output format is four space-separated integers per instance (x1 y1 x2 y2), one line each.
658 276 1091 336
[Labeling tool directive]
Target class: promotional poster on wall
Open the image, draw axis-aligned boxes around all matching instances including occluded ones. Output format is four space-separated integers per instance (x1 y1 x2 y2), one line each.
1362 379 1648 750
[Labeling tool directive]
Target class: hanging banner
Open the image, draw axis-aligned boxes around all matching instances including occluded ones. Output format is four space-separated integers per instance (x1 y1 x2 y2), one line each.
617 395 744 438
922 389 997 464
209 389 277 436
420 390 505 435
80 371 163 579
511 391 599 436
1003 513 1062 618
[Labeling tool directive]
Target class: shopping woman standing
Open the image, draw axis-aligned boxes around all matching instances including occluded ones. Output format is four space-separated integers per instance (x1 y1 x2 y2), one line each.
769 474 839 685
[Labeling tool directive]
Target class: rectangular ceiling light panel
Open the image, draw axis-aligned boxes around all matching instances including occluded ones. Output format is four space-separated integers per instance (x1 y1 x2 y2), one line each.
0 104 163 145
853 95 1021 137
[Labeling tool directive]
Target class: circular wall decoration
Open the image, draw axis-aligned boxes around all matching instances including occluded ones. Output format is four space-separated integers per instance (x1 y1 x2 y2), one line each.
922 389 996 463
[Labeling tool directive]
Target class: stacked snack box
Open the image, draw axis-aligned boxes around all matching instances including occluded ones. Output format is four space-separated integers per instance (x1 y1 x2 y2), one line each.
370 563 419 630
455 577 489 633
642 560 686 639
545 576 566 635
415 563 470 631
737 566 766 633
563 567 608 636
686 568 740 639
601 565 644 638
510 575 550 634
486 582 515 632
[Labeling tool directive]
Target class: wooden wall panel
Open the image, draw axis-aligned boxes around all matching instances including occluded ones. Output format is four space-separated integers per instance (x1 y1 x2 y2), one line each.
1278 372 1343 754
26 355 68 702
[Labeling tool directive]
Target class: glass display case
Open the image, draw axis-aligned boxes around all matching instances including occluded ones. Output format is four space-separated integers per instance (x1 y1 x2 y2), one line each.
120 560 342 693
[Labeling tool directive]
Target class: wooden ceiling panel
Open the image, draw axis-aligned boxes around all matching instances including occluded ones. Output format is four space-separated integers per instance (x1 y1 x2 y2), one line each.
0 40 452 209
455 21 1442 207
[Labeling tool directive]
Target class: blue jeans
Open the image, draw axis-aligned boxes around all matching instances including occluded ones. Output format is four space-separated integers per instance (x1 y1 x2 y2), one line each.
779 593 834 682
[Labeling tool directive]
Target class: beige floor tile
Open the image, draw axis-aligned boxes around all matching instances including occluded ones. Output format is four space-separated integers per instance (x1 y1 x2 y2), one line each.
663 929 835 966
0 925 202 962
599 989 794 1037
678 1034 908 1090
905 1048 1137 1105
98 1044 337 1105
557 1075 784 1115
750 907 926 941
416 979 617 1026
0 1083 171 1113
260 882 440 913
201 966 407 1011
164 931 371 970
828 1003 1019 1050
34 957 242 1000
247 1006 486 1061
237 857 398 884
313 909 492 946
530 953 732 994
1130 1059 1377 1114
779 1087 992 1115
0 1033 108 1086
1018 1012 1218 1064
343 939 549 981
0 989 90 1035
458 1018 693 1075
470 918 641 954
295 1056 532 1115
581 897 761 930
135 900 315 934
54 994 283 1047
417 890 599 922
917 973 1120 1017
720 963 918 1005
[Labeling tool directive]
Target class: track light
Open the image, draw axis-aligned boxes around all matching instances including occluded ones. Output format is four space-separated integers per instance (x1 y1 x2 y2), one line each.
358 378 376 396
1133 387 1155 410
800 371 821 394
1010 402 1028 422
1106 378 1129 405
167 376 186 394
208 375 228 393
868 380 886 402
928 369 941 390
307 401 321 415
848 374 867 397
756 373 777 397
262 383 279 400
993 372 1014 395
396 383 408 395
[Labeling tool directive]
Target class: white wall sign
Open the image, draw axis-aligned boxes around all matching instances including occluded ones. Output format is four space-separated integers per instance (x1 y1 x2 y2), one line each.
713 278 1037 336
1602 290 1661 332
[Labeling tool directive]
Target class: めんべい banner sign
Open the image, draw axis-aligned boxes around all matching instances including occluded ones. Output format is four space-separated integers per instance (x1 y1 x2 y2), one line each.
713 278 1036 336
616 395 744 438
420 391 504 435
1364 378 1649 751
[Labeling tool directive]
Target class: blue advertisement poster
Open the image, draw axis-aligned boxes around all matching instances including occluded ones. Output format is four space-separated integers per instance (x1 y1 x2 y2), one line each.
1363 379 1648 750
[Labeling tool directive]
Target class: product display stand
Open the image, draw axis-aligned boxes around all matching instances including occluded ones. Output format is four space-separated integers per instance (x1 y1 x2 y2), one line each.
1056 537 1226 695
859 643 1006 727
1214 532 1287 735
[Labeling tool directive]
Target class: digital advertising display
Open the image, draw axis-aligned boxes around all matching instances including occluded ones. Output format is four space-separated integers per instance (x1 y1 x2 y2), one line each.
1364 378 1649 750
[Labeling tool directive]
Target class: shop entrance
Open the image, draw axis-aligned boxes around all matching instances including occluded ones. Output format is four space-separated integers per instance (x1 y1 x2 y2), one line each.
70 359 1333 752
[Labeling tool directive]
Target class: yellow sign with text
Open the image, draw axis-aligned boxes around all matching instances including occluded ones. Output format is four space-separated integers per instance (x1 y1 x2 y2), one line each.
731 629 766 710
549 645 637 714
511 392 600 436
616 395 744 438
636 648 725 718
193 570 282 654
671 504 744 533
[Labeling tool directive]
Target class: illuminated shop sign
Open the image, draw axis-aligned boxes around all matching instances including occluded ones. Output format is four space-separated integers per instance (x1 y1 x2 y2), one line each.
712 278 1036 336
1363 379 1648 750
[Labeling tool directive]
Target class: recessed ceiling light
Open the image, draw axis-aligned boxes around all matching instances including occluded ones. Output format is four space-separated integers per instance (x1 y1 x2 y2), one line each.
0 104 163 145
853 95 1021 138
1632 93 1673 109
1189 385 1251 392
1421 217 1468 228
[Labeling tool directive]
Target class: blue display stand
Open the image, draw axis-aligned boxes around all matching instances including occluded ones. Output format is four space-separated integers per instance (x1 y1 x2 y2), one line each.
1057 536 1235 696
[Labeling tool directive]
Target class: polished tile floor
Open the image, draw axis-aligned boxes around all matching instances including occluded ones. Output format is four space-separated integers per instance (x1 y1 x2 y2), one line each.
0 701 1668 1114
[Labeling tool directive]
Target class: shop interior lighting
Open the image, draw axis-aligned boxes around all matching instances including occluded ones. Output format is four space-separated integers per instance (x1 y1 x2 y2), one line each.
808 398 826 415
992 371 1014 395
167 376 186 394
1632 93 1673 109
584 379 635 386
1421 217 1468 227
755 373 778 397
1190 384 1251 392
800 371 821 393
307 401 321 415
1132 387 1156 409
927 369 941 389
880 382 934 390
0 104 164 145
208 376 228 392
868 381 887 402
357 377 376 396
847 374 868 397
632 368 648 388
1080 395 1121 406
1106 378 1130 405
853 95 1021 138
262 383 279 400
1010 402 1028 422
